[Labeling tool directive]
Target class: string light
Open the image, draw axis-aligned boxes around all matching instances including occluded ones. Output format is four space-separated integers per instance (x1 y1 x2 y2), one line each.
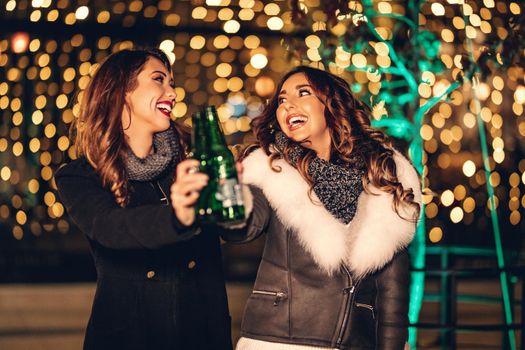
0 1 523 256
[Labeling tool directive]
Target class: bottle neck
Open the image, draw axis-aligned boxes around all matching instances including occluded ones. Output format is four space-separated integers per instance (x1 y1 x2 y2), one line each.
204 112 226 147
191 112 209 155
191 106 228 156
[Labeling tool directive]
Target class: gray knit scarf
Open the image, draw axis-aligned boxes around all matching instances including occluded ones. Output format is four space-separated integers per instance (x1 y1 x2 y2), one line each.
274 131 366 224
126 125 180 181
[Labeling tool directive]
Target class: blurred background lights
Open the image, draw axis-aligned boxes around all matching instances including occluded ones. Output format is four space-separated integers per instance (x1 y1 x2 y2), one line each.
431 3 446 16
305 35 321 49
75 6 89 20
250 53 268 69
218 8 234 21
441 190 455 207
189 36 206 50
450 207 464 223
515 86 525 104
11 32 30 53
192 7 207 19
159 39 175 53
6 0 16 11
463 160 476 177
428 227 443 243
267 17 284 31
255 76 275 97
264 3 280 16
239 9 255 21
224 20 241 33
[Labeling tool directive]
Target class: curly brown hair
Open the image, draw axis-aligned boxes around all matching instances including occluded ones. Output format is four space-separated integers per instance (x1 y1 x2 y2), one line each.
72 49 188 207
247 66 419 221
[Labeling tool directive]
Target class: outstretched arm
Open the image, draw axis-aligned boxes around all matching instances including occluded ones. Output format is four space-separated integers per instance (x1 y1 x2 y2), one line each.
220 185 271 244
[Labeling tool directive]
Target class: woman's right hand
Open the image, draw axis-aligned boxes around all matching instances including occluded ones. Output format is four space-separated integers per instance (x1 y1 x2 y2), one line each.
170 159 208 226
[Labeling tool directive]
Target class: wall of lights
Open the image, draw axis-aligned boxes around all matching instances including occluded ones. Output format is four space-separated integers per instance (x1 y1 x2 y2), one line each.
0 0 297 243
0 0 524 256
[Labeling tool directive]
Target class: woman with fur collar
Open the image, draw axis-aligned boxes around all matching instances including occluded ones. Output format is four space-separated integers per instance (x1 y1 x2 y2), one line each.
226 66 421 350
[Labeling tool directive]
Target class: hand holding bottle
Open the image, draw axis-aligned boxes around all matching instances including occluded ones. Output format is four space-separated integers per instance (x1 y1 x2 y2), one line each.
170 159 208 226
191 106 245 227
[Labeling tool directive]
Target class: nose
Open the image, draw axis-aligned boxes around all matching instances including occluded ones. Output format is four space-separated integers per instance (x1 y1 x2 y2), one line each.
166 86 176 101
282 99 295 111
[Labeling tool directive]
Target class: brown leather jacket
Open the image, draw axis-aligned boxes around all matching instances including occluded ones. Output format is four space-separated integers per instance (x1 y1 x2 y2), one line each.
224 148 420 349
226 186 410 350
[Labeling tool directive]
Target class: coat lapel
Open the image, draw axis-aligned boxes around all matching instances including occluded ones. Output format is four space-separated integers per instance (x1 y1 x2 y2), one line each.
242 148 421 278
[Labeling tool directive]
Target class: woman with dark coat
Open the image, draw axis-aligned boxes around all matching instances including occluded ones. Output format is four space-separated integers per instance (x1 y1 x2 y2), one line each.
55 49 232 350
226 66 421 350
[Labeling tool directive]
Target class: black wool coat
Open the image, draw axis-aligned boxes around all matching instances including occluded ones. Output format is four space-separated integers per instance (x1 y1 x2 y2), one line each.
55 158 232 350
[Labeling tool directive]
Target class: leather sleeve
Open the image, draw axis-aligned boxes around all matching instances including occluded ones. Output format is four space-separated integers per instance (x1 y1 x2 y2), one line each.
55 163 199 250
375 249 410 350
219 185 271 243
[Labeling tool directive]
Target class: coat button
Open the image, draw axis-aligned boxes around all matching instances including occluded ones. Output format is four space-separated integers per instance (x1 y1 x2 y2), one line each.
146 270 155 279
188 260 196 269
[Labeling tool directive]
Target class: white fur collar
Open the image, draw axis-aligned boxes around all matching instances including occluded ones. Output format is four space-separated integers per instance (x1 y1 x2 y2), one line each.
242 148 421 278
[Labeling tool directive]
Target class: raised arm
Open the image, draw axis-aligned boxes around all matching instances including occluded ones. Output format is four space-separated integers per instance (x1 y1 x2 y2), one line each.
55 162 200 250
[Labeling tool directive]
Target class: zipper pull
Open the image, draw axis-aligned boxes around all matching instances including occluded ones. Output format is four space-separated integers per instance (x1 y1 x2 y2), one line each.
156 181 169 206
343 285 355 294
273 292 286 306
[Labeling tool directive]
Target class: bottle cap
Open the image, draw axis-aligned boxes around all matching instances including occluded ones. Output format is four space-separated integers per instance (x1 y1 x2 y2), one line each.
203 105 217 114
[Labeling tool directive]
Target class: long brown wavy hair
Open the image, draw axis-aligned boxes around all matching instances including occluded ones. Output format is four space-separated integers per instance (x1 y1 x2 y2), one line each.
248 66 419 221
72 49 188 207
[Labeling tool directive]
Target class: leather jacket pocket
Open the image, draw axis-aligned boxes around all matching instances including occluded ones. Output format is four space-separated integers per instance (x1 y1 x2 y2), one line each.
252 289 287 306
242 289 289 337
355 302 375 319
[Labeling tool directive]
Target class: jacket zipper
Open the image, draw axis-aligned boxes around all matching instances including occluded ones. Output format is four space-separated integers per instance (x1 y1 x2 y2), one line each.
336 264 355 346
252 289 287 306
355 303 375 319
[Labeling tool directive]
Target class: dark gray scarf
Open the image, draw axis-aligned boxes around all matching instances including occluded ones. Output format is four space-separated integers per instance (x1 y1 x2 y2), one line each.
274 131 366 224
126 126 180 181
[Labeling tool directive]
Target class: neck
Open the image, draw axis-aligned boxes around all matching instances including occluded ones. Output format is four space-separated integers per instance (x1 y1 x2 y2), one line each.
125 126 153 159
315 145 331 161
303 134 331 161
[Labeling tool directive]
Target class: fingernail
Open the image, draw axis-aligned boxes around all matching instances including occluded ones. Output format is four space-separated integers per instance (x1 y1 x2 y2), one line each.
188 166 199 174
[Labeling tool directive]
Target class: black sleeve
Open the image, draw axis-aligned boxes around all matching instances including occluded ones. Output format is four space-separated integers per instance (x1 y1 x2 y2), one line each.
55 166 199 250
375 249 410 350
219 185 271 243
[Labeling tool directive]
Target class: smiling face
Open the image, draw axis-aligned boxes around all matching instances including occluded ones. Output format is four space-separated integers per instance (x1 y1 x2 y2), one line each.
123 57 176 135
275 72 332 159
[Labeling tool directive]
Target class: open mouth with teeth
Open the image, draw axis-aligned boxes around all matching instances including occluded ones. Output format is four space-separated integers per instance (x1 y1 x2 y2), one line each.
156 101 173 117
286 115 308 131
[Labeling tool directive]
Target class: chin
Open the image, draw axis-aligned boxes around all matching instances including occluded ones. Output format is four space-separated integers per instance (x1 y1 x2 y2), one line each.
159 121 172 130
288 132 310 144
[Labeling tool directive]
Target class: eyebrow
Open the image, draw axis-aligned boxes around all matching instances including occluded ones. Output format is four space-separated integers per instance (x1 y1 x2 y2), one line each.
279 84 311 95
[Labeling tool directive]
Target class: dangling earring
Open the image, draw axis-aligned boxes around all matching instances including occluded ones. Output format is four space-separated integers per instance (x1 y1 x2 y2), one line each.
269 122 276 135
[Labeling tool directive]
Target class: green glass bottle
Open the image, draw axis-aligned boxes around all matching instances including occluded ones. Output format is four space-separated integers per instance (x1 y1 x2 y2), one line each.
191 106 245 227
